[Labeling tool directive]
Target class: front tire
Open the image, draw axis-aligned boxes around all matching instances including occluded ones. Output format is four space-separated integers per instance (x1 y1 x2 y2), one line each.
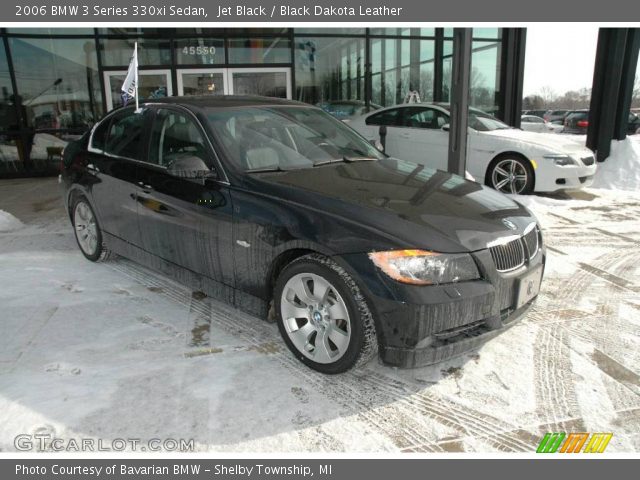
72 196 110 262
274 254 377 374
487 156 534 195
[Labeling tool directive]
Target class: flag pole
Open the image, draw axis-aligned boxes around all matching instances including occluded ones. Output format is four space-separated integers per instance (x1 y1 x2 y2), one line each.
134 42 139 111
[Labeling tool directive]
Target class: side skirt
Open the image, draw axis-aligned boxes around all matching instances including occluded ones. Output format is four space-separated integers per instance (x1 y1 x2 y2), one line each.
104 233 269 319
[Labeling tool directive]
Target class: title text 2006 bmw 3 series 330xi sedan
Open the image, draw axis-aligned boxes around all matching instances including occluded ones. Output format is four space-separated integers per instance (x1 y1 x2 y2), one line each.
61 96 545 374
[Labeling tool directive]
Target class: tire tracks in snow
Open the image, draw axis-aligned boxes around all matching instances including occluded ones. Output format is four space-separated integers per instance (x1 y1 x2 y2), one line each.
107 258 534 452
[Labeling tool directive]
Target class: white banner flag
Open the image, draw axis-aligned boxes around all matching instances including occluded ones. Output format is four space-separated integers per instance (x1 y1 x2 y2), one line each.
121 42 138 108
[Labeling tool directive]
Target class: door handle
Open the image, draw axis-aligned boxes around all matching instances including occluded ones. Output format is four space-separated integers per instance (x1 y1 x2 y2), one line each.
137 181 153 192
86 163 99 173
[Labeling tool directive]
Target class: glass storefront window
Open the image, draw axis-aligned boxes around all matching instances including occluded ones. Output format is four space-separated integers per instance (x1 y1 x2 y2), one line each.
175 38 225 65
98 28 174 35
370 38 435 107
106 73 170 110
228 37 291 64
0 43 15 131
470 41 501 115
294 36 365 106
100 37 171 66
441 38 502 115
7 28 94 35
295 28 365 35
370 28 435 37
4 37 102 175
9 37 103 130
180 72 225 96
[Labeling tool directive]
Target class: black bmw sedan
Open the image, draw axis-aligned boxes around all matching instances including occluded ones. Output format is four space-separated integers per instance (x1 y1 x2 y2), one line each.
61 96 545 374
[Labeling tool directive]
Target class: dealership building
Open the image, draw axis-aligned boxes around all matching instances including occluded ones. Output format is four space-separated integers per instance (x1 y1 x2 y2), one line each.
0 27 522 177
0 27 637 178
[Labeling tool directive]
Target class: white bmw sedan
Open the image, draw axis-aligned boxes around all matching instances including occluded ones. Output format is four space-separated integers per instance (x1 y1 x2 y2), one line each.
349 103 597 194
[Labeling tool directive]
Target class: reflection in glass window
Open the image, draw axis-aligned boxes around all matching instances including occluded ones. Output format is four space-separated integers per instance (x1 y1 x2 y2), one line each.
295 37 365 106
107 73 169 110
370 38 435 107
295 28 365 35
370 28 435 37
441 38 502 116
0 44 15 132
9 37 103 131
100 37 171 66
228 37 291 64
7 28 95 35
231 72 288 98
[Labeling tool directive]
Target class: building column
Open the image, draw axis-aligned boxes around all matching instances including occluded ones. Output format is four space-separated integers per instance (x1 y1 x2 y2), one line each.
587 28 640 162
500 28 527 128
447 28 472 176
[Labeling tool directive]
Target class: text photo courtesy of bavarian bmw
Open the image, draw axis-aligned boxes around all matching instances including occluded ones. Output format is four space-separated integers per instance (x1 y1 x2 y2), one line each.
61 96 545 374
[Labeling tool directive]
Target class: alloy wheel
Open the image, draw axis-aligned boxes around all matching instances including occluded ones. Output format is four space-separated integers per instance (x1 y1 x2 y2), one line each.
492 159 529 194
74 201 98 256
280 273 351 364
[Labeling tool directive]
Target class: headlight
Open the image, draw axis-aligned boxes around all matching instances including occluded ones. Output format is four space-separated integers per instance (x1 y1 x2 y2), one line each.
368 250 480 285
543 154 577 166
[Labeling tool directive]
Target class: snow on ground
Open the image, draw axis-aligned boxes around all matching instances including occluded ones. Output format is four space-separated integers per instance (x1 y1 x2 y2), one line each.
0 177 639 453
0 210 23 232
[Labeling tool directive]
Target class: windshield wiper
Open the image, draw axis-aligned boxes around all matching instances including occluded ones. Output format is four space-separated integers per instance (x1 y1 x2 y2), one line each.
245 166 290 173
313 156 378 167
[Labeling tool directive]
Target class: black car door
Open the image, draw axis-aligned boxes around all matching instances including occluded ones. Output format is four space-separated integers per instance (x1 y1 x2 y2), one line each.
135 106 235 287
87 107 152 246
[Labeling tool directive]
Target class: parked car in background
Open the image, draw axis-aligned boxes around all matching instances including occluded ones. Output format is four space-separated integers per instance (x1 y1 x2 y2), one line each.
316 100 381 121
61 96 545 373
349 102 597 194
523 109 547 118
520 115 553 133
544 109 569 123
563 110 589 134
628 112 640 134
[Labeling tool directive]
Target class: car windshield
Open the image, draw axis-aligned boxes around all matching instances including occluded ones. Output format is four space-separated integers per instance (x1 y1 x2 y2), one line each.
468 110 511 132
206 106 385 172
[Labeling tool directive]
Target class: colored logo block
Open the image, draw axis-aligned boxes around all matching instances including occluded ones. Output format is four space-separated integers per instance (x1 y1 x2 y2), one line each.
537 433 612 453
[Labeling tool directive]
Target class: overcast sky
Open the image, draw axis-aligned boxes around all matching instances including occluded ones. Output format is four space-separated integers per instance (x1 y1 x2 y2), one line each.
523 25 600 98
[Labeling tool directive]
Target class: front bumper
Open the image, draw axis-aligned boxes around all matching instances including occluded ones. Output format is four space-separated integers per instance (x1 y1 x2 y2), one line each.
535 162 597 192
337 246 546 368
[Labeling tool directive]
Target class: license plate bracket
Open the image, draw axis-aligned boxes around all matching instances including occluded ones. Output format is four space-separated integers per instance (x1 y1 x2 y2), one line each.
515 267 543 309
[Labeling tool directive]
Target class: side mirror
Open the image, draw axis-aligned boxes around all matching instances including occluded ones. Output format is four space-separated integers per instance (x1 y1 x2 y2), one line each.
167 156 215 181
441 123 450 132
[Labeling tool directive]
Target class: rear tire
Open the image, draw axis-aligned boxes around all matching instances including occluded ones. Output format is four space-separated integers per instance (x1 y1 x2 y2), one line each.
72 196 111 262
274 254 378 374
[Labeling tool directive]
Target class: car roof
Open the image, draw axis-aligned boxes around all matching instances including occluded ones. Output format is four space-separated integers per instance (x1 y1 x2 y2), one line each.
141 95 307 110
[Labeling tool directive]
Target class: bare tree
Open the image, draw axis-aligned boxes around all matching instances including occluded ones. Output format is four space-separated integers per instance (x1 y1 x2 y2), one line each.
539 85 557 107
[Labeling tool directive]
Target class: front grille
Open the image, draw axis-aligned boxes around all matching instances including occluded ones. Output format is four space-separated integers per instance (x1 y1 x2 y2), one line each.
581 155 595 166
489 238 525 272
522 227 539 259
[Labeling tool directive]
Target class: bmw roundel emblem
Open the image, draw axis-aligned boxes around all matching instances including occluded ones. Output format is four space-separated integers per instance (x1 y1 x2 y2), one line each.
502 219 517 230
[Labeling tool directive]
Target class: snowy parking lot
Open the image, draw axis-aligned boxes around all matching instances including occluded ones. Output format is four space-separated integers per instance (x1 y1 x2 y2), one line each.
1 137 639 453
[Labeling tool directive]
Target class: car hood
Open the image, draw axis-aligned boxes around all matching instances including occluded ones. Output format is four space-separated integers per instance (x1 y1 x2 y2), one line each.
241 159 537 253
482 128 589 153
